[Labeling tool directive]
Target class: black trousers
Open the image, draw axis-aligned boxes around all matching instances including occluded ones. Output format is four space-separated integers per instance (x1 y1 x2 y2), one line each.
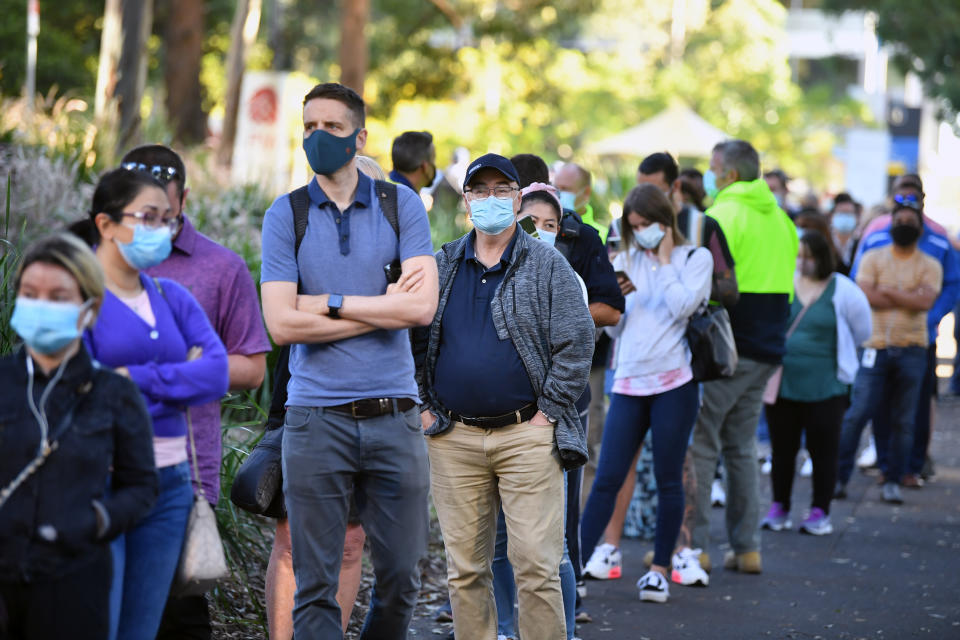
156 593 212 640
0 547 111 640
766 394 848 514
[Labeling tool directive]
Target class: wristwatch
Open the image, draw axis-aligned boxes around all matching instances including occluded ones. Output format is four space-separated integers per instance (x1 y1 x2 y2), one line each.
327 293 344 319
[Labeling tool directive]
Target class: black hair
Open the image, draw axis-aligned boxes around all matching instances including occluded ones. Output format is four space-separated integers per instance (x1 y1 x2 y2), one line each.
894 173 924 194
638 152 678 186
121 144 186 199
391 131 434 173
302 82 366 129
510 153 550 188
717 140 760 182
519 191 561 221
69 168 165 246
831 192 860 214
800 229 836 280
763 168 788 190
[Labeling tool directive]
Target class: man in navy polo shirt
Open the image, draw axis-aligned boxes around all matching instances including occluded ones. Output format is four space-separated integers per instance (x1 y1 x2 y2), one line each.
416 154 594 640
260 82 438 639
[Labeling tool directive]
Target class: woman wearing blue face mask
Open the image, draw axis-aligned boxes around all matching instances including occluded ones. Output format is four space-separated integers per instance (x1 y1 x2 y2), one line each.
0 233 158 640
580 184 712 604
829 194 861 276
71 168 229 640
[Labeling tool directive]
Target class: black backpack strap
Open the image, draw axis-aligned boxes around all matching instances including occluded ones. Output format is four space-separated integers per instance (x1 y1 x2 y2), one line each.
288 185 311 258
374 179 400 239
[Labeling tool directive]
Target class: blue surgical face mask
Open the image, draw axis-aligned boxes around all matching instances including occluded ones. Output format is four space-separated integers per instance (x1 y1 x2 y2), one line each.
117 224 172 270
703 170 719 199
469 196 516 235
11 298 92 355
558 190 577 211
797 226 807 239
831 212 857 233
538 229 557 246
303 128 360 176
634 224 665 250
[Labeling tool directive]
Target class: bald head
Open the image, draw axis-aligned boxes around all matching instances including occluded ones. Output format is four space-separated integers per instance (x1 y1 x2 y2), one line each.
554 163 592 213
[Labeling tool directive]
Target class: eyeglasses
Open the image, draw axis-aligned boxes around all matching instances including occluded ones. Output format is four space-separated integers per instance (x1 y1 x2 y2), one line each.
121 162 180 183
121 211 180 232
464 185 518 201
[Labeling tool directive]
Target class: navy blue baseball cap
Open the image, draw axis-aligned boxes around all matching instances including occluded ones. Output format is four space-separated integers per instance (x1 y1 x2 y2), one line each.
463 153 520 190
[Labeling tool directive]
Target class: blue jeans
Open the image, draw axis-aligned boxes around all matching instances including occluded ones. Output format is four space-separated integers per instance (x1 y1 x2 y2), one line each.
581 380 700 568
110 462 193 640
492 477 576 639
282 405 430 639
873 344 936 476
837 347 928 485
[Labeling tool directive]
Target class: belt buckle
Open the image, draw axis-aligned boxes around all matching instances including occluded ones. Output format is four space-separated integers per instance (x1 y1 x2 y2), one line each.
351 402 361 419
379 398 390 415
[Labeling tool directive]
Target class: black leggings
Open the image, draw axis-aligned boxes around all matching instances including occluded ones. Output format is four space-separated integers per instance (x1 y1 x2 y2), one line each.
766 395 849 514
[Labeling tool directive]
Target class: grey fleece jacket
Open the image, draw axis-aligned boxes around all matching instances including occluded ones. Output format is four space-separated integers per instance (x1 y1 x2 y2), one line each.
413 229 595 470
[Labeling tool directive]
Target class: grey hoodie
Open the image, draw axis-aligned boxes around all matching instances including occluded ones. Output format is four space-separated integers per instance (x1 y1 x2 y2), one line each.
413 229 595 470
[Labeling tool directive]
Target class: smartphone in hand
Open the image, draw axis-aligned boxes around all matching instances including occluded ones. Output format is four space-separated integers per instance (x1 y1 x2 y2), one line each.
383 260 402 284
518 215 540 239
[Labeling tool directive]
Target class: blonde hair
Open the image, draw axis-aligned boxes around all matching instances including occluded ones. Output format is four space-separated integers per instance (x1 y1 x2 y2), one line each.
356 155 387 181
15 233 106 320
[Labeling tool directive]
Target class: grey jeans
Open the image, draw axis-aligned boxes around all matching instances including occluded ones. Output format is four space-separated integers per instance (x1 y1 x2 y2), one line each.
689 357 777 555
282 404 430 639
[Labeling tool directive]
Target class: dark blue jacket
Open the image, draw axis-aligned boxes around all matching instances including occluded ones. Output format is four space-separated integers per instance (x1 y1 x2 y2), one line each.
0 347 157 582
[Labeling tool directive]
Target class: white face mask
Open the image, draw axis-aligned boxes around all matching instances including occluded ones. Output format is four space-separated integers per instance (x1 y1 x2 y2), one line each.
634 224 665 250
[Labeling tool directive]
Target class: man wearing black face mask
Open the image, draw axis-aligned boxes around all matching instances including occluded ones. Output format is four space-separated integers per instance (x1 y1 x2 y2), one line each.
259 82 439 638
835 201 942 505
390 130 437 192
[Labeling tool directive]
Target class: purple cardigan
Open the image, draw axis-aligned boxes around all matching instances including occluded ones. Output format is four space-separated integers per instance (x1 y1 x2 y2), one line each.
84 274 229 438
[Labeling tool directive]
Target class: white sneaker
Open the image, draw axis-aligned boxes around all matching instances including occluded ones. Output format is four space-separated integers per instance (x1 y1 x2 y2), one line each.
671 547 709 587
711 478 726 507
800 454 813 477
637 570 670 603
760 456 772 475
857 437 877 468
583 543 622 580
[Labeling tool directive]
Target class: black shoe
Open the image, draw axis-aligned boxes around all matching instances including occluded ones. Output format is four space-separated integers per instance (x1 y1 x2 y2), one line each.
833 482 847 499
921 455 936 480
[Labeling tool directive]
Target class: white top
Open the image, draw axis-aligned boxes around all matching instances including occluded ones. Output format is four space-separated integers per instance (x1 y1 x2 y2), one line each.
607 245 713 379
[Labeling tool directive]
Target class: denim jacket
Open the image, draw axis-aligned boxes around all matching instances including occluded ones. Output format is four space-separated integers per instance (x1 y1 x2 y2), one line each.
0 347 158 582
414 229 595 470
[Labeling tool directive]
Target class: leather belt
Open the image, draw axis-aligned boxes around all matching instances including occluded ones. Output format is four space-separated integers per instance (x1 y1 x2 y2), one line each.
325 397 417 419
447 403 539 429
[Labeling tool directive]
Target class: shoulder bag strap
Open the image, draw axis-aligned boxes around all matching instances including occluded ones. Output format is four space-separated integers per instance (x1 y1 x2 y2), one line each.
374 179 400 238
787 274 834 339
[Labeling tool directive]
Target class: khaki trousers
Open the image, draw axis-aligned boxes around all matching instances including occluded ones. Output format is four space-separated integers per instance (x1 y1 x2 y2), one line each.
428 420 566 640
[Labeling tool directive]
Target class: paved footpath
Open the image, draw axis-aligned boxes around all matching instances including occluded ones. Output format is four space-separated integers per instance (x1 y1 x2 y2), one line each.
413 392 960 640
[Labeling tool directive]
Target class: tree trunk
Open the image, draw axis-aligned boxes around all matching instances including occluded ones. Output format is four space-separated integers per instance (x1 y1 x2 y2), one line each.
94 0 154 159
164 0 207 145
218 0 262 167
338 0 369 95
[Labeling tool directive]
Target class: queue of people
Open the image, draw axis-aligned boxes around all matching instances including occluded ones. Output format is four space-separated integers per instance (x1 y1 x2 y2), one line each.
1 79 955 640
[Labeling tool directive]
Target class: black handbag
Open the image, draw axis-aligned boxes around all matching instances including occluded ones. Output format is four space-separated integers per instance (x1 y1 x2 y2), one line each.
230 424 286 518
686 303 738 382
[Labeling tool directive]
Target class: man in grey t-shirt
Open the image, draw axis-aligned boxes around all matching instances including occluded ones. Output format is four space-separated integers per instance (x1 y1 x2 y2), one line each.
260 82 438 639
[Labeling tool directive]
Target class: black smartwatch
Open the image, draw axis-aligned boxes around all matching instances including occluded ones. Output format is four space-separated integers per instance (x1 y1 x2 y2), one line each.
327 293 344 319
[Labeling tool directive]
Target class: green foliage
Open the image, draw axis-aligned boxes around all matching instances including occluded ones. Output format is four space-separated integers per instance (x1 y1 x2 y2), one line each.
212 388 274 635
823 0 960 129
0 176 25 357
0 0 101 96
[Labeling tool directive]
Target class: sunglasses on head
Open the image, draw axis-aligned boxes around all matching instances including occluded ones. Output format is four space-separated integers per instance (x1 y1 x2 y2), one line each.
893 193 920 206
122 161 180 183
